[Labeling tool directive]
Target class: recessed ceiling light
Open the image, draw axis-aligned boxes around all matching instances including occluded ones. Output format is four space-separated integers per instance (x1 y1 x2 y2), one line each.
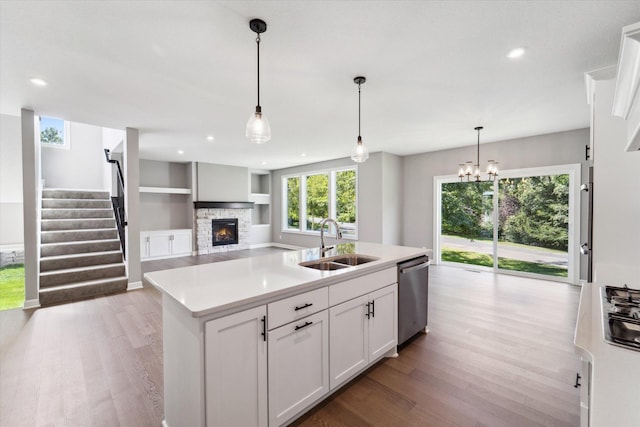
29 77 47 87
301 153 306 157
177 150 184 155
507 47 525 59
206 135 215 141
261 161 267 166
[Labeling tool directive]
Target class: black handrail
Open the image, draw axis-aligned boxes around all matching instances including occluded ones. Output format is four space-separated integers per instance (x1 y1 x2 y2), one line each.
104 149 127 259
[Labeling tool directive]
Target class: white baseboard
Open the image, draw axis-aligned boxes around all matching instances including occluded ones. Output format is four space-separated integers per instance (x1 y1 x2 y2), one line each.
269 242 305 250
127 281 143 291
23 298 40 310
249 243 273 249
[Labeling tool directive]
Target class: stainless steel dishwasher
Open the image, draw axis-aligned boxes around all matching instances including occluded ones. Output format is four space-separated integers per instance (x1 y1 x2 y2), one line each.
397 255 430 346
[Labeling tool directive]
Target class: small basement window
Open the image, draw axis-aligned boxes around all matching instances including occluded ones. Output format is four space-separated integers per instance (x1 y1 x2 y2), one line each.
39 116 70 149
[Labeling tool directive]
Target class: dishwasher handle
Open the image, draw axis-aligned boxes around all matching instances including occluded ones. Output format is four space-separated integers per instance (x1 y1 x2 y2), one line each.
399 261 430 275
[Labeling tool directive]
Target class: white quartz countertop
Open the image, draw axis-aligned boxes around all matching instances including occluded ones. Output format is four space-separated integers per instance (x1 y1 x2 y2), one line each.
144 242 429 318
574 281 640 427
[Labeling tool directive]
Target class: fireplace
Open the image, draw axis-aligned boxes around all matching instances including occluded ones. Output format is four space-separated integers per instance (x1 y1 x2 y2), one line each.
212 219 239 246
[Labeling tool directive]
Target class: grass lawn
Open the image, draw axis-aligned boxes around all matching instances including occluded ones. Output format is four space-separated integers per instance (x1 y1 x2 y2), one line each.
442 248 568 278
0 264 25 310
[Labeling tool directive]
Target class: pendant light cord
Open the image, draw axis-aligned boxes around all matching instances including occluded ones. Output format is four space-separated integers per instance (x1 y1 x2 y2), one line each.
476 127 480 167
358 82 361 138
256 34 261 108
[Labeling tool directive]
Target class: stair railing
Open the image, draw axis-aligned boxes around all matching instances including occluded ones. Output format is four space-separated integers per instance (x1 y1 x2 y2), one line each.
104 149 127 259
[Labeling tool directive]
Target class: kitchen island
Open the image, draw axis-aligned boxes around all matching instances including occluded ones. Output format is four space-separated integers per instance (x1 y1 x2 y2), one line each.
145 242 429 427
574 270 640 427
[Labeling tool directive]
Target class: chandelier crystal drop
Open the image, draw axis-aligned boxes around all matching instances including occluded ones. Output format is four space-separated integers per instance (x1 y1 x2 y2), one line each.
457 126 498 182
351 76 369 163
246 19 271 144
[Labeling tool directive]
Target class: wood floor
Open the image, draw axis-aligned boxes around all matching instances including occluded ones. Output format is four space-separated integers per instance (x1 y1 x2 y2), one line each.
0 251 581 427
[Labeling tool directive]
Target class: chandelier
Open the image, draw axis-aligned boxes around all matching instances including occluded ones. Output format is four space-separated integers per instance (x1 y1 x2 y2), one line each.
457 126 498 182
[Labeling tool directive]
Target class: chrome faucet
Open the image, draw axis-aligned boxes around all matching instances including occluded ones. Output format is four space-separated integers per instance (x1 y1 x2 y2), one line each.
319 218 342 253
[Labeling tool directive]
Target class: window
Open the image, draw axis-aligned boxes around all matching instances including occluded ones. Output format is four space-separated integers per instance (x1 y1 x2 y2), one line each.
39 116 70 149
283 167 357 238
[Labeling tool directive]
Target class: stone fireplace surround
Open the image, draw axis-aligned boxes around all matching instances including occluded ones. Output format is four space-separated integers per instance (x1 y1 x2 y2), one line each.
194 202 252 254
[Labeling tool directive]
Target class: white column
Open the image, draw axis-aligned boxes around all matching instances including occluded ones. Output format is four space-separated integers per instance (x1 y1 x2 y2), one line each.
20 109 40 308
124 127 141 289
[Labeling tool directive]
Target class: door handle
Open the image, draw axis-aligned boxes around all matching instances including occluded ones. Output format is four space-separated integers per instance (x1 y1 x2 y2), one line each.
261 316 266 341
365 302 371 319
371 300 375 318
400 262 430 274
574 373 581 388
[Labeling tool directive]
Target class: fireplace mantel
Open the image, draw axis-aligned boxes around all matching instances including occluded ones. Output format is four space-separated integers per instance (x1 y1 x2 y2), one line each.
194 201 254 209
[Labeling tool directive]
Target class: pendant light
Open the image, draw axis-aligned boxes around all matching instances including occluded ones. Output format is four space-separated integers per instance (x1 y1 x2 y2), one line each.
351 76 369 163
457 126 498 182
246 19 271 144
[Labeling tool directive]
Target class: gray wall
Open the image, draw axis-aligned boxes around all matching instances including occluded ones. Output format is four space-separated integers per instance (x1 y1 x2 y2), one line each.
140 159 189 188
0 114 24 245
271 152 402 248
139 159 192 231
41 121 106 189
196 162 249 201
382 153 403 245
402 128 590 278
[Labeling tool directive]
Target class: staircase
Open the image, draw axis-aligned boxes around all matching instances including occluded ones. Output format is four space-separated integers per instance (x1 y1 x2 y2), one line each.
39 189 128 305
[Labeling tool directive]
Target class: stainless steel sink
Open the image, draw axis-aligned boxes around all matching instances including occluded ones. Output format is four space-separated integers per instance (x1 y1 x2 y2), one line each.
299 261 348 271
299 254 379 270
331 254 379 266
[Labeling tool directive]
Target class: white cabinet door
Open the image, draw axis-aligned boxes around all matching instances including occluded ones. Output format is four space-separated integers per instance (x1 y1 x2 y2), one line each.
268 310 329 427
205 306 268 427
171 231 192 255
140 234 149 258
329 294 369 390
148 233 171 258
368 284 398 361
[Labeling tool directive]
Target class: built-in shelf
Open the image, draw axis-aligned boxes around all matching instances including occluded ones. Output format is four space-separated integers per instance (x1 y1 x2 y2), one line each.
250 193 270 205
140 186 191 194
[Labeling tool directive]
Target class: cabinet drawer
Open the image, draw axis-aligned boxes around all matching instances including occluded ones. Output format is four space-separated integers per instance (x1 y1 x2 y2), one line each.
268 287 328 330
329 267 397 307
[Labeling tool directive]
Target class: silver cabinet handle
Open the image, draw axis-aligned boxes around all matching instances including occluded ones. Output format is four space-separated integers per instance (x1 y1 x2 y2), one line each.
400 262 430 274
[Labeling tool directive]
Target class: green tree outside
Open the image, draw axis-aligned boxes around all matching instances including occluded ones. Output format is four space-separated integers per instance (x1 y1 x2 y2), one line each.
441 174 569 251
336 170 356 223
41 127 63 144
286 177 300 228
306 174 328 230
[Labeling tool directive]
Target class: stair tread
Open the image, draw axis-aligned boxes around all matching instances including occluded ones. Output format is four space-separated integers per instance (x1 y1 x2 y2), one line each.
38 276 128 292
40 250 122 261
39 262 125 276
40 238 121 247
40 218 115 222
41 208 113 211
41 228 117 234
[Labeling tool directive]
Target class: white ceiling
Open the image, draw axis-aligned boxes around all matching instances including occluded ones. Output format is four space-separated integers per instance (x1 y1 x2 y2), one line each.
1 1 639 170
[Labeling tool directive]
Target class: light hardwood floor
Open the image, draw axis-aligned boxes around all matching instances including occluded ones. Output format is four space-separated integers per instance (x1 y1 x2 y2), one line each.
0 251 581 426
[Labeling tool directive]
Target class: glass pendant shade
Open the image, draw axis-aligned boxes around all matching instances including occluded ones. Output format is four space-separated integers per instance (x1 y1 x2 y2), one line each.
351 136 369 163
246 108 271 144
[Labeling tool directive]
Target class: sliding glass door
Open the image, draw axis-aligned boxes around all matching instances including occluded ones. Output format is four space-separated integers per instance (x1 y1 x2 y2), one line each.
440 181 494 269
496 175 569 278
436 165 580 283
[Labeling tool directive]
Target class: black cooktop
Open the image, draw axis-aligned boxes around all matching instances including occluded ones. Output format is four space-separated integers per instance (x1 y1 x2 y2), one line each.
602 285 640 351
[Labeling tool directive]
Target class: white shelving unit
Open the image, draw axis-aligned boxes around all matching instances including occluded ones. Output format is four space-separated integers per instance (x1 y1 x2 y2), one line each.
139 186 191 194
139 160 194 258
249 172 271 245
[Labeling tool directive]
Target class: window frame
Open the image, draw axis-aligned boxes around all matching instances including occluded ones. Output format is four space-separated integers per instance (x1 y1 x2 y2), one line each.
38 116 71 149
282 166 358 239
